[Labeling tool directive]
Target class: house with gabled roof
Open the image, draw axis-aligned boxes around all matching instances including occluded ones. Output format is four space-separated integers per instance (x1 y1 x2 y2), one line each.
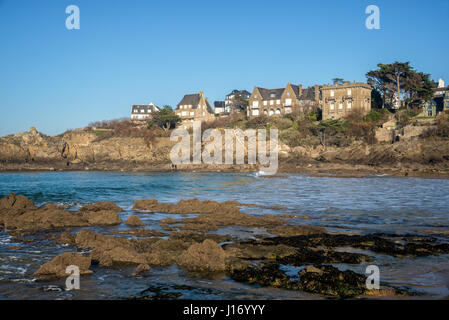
130 103 160 121
248 83 320 117
175 91 215 125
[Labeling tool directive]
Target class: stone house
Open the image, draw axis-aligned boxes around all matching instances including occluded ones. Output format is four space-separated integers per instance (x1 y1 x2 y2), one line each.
321 82 372 120
175 91 215 125
247 83 320 117
224 89 251 114
130 103 160 121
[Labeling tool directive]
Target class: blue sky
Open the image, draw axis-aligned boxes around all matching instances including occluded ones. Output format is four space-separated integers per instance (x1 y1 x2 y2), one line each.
0 0 448 136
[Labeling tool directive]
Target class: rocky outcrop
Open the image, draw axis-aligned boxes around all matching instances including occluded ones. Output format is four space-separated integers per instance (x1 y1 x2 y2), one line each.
82 210 122 226
75 229 146 266
0 194 129 230
0 192 35 210
177 240 227 272
34 252 93 278
79 201 124 213
124 215 144 226
133 263 150 277
1 203 88 231
0 128 172 165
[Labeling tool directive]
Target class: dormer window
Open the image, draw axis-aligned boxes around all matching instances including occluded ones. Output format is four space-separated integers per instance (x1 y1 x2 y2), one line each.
270 93 276 98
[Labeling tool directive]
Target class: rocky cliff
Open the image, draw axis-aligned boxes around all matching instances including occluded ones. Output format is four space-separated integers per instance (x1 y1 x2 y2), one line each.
0 128 173 170
1 127 449 176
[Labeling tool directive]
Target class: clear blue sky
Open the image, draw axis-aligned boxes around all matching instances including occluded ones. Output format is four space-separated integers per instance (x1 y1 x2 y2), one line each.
1 0 448 136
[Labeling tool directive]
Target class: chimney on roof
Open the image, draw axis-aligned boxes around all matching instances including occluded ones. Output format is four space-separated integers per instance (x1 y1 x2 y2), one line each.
314 85 319 103
199 91 204 97
299 84 303 96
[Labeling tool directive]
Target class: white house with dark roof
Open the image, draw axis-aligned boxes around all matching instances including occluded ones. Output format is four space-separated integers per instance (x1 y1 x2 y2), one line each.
130 103 160 121
175 91 215 125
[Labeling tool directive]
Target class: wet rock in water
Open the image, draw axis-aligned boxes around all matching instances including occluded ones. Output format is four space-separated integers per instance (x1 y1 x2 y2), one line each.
228 262 298 289
277 247 372 265
57 232 77 245
177 239 227 272
169 230 233 243
177 209 286 230
298 265 366 298
82 210 122 226
124 215 144 226
91 246 147 266
0 193 35 210
1 206 88 231
34 252 93 278
7 246 22 250
104 229 166 238
267 225 327 236
132 199 160 211
75 229 147 266
133 198 259 215
225 257 254 273
133 263 150 277
265 233 449 258
224 240 371 265
79 201 124 213
143 239 193 267
224 243 298 260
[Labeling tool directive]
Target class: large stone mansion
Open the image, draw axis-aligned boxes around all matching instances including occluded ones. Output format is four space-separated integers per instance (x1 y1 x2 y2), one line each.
248 83 320 117
175 91 215 125
321 82 372 120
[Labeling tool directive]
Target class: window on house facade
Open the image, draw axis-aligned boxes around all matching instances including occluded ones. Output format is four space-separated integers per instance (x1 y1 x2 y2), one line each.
285 98 292 106
264 101 267 106
252 109 259 116
276 100 280 105
275 109 281 115
347 101 352 109
270 100 274 105
330 90 335 97
347 89 352 96
285 107 292 114
252 101 259 107
269 109 274 116
330 102 335 110
339 102 343 110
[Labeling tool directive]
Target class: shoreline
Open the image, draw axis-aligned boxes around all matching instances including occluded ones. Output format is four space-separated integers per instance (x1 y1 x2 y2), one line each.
1 161 449 178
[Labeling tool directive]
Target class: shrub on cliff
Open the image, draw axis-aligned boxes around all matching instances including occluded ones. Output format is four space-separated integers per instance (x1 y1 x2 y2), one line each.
148 107 181 131
90 119 157 145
